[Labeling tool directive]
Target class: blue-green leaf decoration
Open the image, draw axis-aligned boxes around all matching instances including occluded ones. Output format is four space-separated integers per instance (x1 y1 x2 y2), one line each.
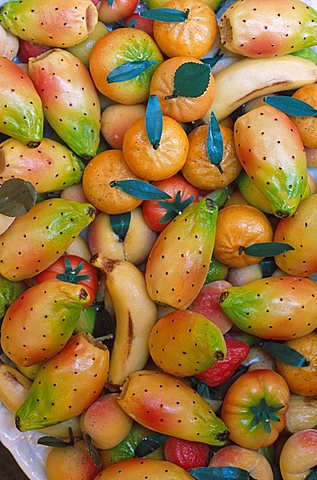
241 242 294 257
107 60 158 84
264 95 317 117
135 432 168 457
107 0 114 6
146 95 163 150
171 62 211 98
140 8 189 22
0 178 37 217
206 112 224 173
189 466 252 480
110 212 131 241
260 341 310 367
111 179 172 200
202 50 224 69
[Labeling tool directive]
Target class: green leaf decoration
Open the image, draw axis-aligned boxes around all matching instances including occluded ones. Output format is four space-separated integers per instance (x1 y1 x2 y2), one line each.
83 433 103 468
260 341 310 367
56 258 91 283
0 178 37 217
260 258 277 278
107 60 158 84
249 398 284 434
140 8 189 22
37 428 75 448
111 179 172 200
168 62 211 99
306 470 317 480
158 190 195 224
206 112 224 173
264 95 317 117
74 305 97 335
189 466 253 480
107 0 114 6
135 432 168 457
110 211 131 241
202 50 224 69
146 95 163 150
127 18 137 28
240 242 294 257
190 365 248 401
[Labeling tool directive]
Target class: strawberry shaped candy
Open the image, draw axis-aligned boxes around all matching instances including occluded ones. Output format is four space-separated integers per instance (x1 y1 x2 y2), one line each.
219 0 317 58
148 310 226 377
118 370 229 446
0 138 84 193
234 104 307 217
0 198 96 281
0 58 43 147
274 193 317 276
28 49 100 159
15 332 109 431
0 0 98 48
219 277 317 340
145 198 218 309
1 281 90 366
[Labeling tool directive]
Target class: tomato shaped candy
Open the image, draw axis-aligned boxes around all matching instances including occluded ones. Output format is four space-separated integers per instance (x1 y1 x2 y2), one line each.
124 13 154 37
98 0 138 24
37 255 98 306
143 175 199 232
221 369 290 450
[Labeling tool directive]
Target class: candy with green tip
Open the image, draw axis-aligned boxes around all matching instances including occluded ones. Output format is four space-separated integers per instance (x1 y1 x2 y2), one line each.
0 198 96 281
28 49 100 159
0 276 25 318
0 57 43 147
0 137 84 193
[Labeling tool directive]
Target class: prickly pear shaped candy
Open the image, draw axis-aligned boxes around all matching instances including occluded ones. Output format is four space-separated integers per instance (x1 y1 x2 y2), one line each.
118 370 229 446
0 198 96 281
219 0 317 58
96 458 193 480
0 57 43 146
274 193 317 276
15 332 109 431
148 310 226 377
28 49 100 159
145 198 218 309
0 0 98 48
0 276 25 318
220 277 317 340
1 281 90 366
0 138 84 193
234 104 307 217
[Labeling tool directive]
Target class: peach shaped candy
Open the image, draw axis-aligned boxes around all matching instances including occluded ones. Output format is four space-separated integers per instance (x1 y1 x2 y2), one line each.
101 104 146 149
279 429 317 480
219 0 317 58
80 393 133 450
118 370 229 446
209 445 273 480
148 310 226 377
15 333 109 431
95 458 193 480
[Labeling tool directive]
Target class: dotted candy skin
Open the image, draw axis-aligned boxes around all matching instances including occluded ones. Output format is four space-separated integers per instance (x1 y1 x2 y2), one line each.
118 370 229 446
220 276 317 340
15 332 109 432
95 458 193 479
0 198 96 281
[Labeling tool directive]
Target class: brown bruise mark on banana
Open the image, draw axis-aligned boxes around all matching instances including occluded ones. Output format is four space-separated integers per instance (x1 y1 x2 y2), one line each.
238 80 291 104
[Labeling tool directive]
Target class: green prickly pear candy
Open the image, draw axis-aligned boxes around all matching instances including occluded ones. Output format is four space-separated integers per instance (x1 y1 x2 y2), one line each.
205 257 229 283
220 276 317 340
28 49 100 159
146 198 218 309
15 333 109 431
0 0 98 48
1 281 90 366
0 198 96 281
0 57 43 146
0 276 25 318
0 138 84 193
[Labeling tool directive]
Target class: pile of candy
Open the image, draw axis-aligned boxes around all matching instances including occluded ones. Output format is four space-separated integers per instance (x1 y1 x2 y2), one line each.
0 0 316 479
